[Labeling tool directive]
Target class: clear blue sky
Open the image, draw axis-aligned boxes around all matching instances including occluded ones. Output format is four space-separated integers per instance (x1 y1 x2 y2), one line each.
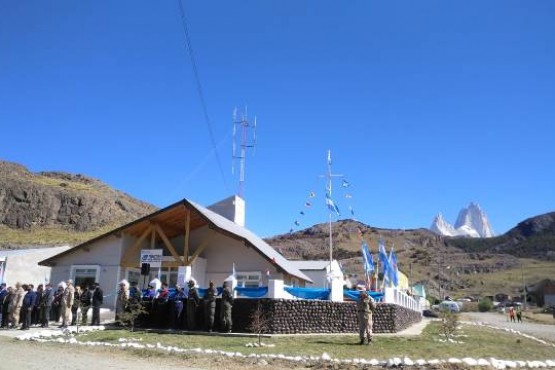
1 1 554 238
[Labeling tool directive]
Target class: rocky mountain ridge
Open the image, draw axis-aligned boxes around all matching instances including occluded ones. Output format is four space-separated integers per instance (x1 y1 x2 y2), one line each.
0 160 157 245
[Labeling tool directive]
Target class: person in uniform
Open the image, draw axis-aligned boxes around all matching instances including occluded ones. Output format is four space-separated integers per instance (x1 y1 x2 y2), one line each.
70 285 81 325
203 281 217 332
60 280 75 328
357 290 376 344
91 283 103 326
115 280 130 323
186 280 200 330
79 285 92 325
220 281 234 333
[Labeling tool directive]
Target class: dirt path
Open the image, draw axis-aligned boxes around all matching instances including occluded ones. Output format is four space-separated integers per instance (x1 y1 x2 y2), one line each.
0 336 206 370
462 312 555 343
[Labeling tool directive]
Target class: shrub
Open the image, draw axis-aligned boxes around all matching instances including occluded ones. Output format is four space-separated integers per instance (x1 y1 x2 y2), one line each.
439 311 458 341
478 297 493 312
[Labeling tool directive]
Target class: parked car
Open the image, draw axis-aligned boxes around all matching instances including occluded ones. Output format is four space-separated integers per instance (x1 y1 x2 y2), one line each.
438 301 461 313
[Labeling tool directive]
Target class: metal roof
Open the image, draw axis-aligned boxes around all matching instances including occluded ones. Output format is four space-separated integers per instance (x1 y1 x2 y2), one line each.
187 200 312 283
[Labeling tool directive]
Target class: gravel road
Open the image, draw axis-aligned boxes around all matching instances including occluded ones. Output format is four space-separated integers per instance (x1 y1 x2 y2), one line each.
462 311 555 343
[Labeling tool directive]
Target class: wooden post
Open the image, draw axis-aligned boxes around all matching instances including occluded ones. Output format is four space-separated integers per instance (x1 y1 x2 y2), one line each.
184 206 190 264
155 224 183 265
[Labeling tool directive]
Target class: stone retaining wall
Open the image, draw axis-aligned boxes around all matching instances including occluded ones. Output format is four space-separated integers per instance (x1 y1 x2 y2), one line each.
232 298 422 334
138 298 422 334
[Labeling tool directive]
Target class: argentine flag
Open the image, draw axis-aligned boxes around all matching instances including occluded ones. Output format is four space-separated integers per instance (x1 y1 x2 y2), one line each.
325 193 340 216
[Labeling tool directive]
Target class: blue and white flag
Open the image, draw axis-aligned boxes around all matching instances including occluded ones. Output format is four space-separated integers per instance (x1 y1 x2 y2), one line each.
389 247 399 287
325 193 340 216
378 240 391 282
361 241 374 275
327 150 332 166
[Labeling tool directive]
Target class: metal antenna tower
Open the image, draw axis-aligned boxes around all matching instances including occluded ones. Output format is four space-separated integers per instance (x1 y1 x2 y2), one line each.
232 107 257 198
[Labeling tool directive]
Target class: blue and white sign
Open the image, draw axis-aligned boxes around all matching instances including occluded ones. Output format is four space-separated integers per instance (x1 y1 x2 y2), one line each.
140 249 163 268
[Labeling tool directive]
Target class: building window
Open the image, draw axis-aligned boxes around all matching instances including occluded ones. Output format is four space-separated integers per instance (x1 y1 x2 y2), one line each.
236 271 262 288
71 265 100 289
127 269 141 286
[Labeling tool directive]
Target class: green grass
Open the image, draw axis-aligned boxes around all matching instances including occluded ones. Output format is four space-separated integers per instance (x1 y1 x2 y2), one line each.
74 321 555 361
0 223 120 246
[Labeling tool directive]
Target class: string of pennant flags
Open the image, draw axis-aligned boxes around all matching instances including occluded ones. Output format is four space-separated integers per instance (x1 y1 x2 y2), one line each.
289 178 356 233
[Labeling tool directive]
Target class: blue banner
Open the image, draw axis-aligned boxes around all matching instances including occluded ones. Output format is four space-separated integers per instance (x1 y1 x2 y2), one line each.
284 287 331 300
235 286 268 298
343 289 384 302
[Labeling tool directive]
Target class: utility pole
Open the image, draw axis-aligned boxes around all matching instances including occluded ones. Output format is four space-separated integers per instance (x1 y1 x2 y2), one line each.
521 263 527 311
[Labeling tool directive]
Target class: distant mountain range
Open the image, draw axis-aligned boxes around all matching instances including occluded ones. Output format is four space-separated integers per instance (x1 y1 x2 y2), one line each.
1 159 554 297
430 202 495 238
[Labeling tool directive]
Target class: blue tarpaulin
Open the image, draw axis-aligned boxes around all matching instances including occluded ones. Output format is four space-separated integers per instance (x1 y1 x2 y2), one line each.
284 286 331 300
235 286 268 298
343 289 384 302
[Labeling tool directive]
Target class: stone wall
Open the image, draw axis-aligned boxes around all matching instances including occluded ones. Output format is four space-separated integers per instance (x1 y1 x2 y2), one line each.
138 298 422 334
232 298 422 334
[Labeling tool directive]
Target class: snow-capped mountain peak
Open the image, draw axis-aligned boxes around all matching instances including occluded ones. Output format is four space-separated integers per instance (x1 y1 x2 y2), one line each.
430 203 495 238
430 213 456 236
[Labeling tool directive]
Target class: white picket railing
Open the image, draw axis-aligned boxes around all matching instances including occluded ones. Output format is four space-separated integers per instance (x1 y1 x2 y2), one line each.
383 287 422 313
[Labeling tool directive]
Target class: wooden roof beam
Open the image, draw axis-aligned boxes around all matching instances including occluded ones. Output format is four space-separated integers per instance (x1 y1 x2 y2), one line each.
121 224 153 266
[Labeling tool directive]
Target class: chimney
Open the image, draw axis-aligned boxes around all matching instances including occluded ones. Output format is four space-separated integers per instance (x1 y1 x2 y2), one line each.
207 195 245 227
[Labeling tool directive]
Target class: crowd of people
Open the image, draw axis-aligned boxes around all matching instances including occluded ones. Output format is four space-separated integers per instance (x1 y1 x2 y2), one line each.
0 280 104 330
114 278 234 332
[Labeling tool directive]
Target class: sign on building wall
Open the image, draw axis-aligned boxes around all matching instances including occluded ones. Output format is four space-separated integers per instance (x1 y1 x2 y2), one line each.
140 249 163 268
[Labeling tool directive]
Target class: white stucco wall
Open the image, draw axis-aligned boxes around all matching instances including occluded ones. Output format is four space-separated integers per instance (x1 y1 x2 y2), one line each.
46 236 123 308
0 246 71 286
200 232 280 287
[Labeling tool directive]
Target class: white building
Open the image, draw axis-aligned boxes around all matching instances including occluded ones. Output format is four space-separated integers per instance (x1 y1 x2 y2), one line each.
290 260 343 288
40 197 312 308
0 246 70 286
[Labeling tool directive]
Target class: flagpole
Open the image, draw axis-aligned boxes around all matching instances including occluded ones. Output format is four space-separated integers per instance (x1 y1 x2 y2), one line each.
322 150 342 273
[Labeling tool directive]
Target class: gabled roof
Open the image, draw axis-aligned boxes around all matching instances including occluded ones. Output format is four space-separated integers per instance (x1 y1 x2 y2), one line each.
39 198 312 283
188 200 311 283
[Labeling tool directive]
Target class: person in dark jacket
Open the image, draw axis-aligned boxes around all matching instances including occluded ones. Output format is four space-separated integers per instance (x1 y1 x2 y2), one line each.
203 281 217 332
20 284 34 330
91 283 103 326
186 280 200 331
1 285 11 328
32 284 43 326
40 283 54 328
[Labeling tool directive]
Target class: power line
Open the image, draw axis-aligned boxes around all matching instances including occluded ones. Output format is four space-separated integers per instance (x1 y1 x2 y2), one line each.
177 0 229 191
